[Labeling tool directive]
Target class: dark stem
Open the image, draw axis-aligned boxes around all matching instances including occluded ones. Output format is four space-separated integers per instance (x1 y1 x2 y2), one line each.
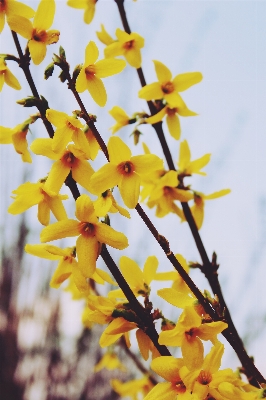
10 31 80 205
101 246 171 357
114 0 265 386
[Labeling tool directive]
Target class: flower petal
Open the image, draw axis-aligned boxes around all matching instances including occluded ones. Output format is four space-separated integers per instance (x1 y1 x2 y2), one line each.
95 223 128 249
4 68 21 90
95 58 126 78
28 40 47 65
76 234 98 278
138 82 162 101
25 244 61 260
166 113 181 140
85 40 99 65
72 159 94 192
75 68 87 93
89 163 121 194
131 154 163 175
119 173 140 209
173 72 203 92
7 15 32 39
86 75 107 107
38 199 50 225
40 219 80 242
145 107 167 125
153 60 172 83
34 0 55 30
108 136 131 163
45 160 70 193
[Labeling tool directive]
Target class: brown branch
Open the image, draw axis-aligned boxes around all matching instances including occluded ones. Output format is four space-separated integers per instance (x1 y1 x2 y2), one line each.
113 0 265 387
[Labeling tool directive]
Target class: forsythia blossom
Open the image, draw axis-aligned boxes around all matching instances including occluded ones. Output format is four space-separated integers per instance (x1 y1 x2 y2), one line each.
0 57 21 91
8 0 60 65
76 41 126 107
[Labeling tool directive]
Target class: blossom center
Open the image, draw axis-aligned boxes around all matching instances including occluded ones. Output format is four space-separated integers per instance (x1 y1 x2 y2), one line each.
123 40 134 50
162 81 174 94
117 161 134 175
61 151 76 167
197 370 212 385
79 222 95 237
167 107 177 116
32 29 47 42
85 65 96 77
0 0 6 12
185 327 197 341
173 381 186 394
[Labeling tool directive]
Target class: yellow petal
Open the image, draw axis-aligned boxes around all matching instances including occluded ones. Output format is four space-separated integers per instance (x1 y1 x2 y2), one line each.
95 58 126 78
157 288 195 308
145 107 167 125
86 75 107 107
119 256 143 287
76 234 98 278
28 40 47 65
34 0 55 30
0 126 13 144
83 4 95 24
75 194 96 222
151 356 183 382
166 113 181 140
136 329 150 360
204 189 231 200
198 321 228 342
202 342 224 373
182 336 204 370
75 68 87 93
153 60 172 83
46 196 68 221
4 68 21 90
7 1 35 19
95 223 128 249
45 160 70 193
72 159 94 192
131 154 163 175
96 24 114 45
50 258 73 288
89 163 121 194
138 82 162 101
119 173 140 209
108 136 131 163
45 30 60 45
85 40 99 65
142 382 176 400
143 256 159 285
38 199 50 225
30 138 59 160
40 219 80 242
7 15 32 39
173 72 203 92
125 48 141 68
25 244 61 260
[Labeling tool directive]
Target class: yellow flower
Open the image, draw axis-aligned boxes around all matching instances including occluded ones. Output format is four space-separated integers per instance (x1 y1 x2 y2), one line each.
155 254 191 295
180 342 238 400
40 194 128 278
30 138 94 193
108 255 159 299
0 0 34 33
96 24 115 45
0 57 21 91
8 0 60 65
93 189 130 219
146 170 192 218
8 180 68 225
145 100 197 140
178 140 211 176
109 106 131 134
99 317 137 347
94 352 127 372
189 189 231 230
67 0 96 24
45 109 85 154
158 306 228 371
89 136 163 208
139 60 202 108
143 356 187 400
76 41 126 107
25 244 78 288
104 28 144 69
0 120 32 162
111 376 153 400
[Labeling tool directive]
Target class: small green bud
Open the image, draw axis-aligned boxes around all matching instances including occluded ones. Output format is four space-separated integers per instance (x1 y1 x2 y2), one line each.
52 53 61 64
58 70 67 83
131 129 142 145
44 62 54 80
72 64 82 82
16 96 38 107
59 46 66 60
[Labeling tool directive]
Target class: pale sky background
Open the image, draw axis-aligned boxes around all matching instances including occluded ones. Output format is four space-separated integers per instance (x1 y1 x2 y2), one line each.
1 0 266 378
